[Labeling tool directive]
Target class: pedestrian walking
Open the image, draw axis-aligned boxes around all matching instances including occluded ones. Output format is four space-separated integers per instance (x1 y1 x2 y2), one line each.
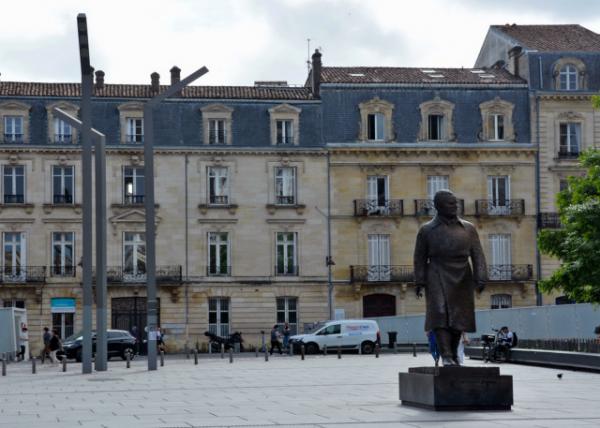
41 327 51 363
17 323 28 361
49 329 61 364
283 323 291 350
269 325 282 355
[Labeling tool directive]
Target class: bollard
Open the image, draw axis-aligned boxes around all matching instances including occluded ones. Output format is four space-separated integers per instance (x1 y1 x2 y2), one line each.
301 344 305 361
2 358 6 376
194 349 198 365
264 349 269 362
160 350 165 367
261 331 266 353
288 345 293 356
126 350 131 368
413 342 417 357
394 342 398 354
186 349 190 359
229 348 233 363
221 344 225 359
32 357 36 374
255 347 258 358
323 345 327 356
358 345 362 355
62 357 67 372
375 344 380 358
337 347 341 359
208 343 212 354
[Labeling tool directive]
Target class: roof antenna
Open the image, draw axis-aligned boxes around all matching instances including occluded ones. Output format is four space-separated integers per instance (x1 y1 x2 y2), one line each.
307 38 312 73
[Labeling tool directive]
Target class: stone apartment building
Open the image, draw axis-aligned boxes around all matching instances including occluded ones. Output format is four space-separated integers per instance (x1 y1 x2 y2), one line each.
476 24 600 304
1 24 597 354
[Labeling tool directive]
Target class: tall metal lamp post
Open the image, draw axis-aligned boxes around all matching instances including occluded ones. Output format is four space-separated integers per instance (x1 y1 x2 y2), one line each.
144 67 208 370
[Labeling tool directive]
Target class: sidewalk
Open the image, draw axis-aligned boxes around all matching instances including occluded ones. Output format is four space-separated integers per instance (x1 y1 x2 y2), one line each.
1 352 599 427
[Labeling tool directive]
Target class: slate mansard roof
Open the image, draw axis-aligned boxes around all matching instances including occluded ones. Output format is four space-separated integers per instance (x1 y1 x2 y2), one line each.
318 67 526 85
0 82 315 100
492 24 600 52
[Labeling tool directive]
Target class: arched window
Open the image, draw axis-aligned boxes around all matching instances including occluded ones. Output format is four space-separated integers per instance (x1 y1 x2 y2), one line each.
490 293 512 309
559 64 578 90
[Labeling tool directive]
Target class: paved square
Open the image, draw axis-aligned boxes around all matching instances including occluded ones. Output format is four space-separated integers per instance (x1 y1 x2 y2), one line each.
1 353 599 427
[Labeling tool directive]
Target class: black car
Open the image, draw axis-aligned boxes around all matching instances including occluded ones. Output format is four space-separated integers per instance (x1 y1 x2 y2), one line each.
60 330 137 362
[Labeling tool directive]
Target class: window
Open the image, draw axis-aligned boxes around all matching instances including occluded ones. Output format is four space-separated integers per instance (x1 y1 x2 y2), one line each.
208 166 229 205
53 118 72 143
208 232 229 276
276 297 298 335
317 324 340 335
124 167 145 204
275 167 296 205
3 232 26 281
559 178 569 192
487 176 510 214
209 119 226 145
367 113 385 141
368 234 390 281
428 114 444 140
276 120 294 145
423 175 449 215
2 299 25 308
491 294 512 309
52 312 74 340
123 232 146 280
489 234 511 280
488 114 504 141
52 166 74 204
208 297 230 337
3 116 23 143
276 232 297 276
559 123 581 157
366 176 389 214
3 165 25 204
52 232 74 276
126 118 143 143
559 64 578 90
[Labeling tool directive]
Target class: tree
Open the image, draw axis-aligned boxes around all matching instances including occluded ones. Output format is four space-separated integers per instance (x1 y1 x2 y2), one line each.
538 149 600 303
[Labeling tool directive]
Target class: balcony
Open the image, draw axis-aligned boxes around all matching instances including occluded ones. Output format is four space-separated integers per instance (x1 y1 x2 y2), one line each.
53 194 73 204
124 194 145 204
539 212 561 229
276 136 294 145
209 195 229 205
354 199 403 217
207 266 231 277
51 265 76 277
125 134 144 144
0 266 46 284
3 134 23 144
350 265 414 283
275 265 298 276
275 195 295 205
475 200 525 217
96 266 182 284
53 134 73 144
557 149 580 160
488 264 533 281
4 194 24 204
414 199 464 217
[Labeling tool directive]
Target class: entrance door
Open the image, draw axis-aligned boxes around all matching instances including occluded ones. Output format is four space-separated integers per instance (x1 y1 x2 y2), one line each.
363 294 396 318
111 297 160 355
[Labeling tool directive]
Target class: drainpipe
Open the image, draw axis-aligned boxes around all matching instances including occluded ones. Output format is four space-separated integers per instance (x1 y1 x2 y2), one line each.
184 153 190 346
534 55 543 306
327 150 334 320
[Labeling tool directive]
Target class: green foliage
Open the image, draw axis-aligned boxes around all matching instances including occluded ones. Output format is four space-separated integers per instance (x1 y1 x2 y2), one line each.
538 149 600 303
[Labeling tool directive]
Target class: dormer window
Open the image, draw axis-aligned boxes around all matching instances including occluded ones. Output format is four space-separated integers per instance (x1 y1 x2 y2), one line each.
269 104 300 146
418 97 455 142
54 118 72 143
118 102 144 144
367 113 385 141
559 64 578 90
276 120 294 145
488 114 504 141
3 116 23 143
358 98 393 143
47 101 79 144
208 119 226 145
479 97 515 142
201 104 233 146
428 114 445 140
126 118 144 143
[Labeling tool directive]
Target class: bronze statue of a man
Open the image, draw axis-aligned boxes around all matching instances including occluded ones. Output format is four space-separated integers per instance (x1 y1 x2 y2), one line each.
413 190 487 366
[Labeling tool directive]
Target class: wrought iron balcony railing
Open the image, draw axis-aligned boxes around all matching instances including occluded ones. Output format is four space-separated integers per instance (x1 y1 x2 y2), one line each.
539 212 561 229
275 195 295 205
414 199 464 217
53 134 73 143
354 199 404 217
125 134 144 144
209 195 229 205
475 199 525 216
53 194 73 204
350 265 415 283
207 265 231 277
4 194 24 204
557 149 580 159
209 129 226 145
51 265 76 277
275 265 298 276
94 265 182 284
3 134 23 144
488 264 533 281
276 136 294 145
0 266 46 283
124 194 145 204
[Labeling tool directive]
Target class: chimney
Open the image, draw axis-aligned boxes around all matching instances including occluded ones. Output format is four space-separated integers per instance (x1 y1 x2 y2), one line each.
95 70 105 90
151 72 160 93
170 66 181 96
311 49 322 98
508 46 522 77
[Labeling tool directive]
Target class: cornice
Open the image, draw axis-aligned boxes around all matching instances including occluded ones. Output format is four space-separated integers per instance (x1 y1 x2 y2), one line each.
537 92 594 101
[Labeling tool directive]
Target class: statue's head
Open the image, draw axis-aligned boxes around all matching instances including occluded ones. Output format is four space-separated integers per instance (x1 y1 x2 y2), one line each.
433 190 458 219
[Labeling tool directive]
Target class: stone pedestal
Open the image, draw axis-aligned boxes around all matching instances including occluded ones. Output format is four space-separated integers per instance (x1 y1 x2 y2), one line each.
399 366 513 411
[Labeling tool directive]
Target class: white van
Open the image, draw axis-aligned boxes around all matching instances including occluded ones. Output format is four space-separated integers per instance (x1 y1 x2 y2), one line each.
290 319 380 354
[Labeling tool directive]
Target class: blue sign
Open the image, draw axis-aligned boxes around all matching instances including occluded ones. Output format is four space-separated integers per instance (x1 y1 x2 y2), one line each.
51 298 76 313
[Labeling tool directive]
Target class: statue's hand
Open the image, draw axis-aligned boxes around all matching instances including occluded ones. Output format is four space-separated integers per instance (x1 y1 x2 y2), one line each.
415 285 424 298
476 283 485 294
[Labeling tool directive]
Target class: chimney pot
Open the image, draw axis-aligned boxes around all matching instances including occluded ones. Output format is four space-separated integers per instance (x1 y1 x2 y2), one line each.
151 72 160 93
311 49 322 99
95 70 105 90
170 66 182 96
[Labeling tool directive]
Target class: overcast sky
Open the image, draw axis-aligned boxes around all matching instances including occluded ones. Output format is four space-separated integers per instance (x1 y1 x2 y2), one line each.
2 0 600 86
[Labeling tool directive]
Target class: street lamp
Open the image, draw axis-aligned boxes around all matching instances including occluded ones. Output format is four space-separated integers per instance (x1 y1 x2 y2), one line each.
144 66 208 370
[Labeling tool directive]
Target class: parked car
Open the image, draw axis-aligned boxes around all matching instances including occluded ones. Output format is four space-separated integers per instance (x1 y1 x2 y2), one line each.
289 319 380 354
60 329 137 362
